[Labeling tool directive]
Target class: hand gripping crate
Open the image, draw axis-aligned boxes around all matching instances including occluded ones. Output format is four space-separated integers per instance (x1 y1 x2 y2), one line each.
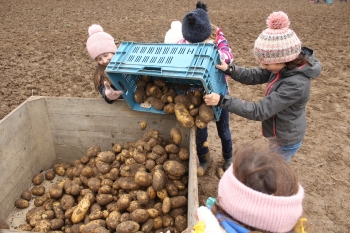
105 42 228 121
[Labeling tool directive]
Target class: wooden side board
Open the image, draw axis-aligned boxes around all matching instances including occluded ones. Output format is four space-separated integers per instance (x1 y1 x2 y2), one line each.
0 96 198 230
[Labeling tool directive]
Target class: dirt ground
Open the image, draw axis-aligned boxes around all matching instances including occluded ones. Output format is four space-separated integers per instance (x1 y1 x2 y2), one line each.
0 0 349 232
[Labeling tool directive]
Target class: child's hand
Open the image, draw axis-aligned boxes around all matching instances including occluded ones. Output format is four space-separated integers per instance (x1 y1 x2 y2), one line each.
203 93 221 106
104 81 123 100
216 59 229 71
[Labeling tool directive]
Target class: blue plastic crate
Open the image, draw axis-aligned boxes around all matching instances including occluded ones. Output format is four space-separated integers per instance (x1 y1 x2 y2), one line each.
105 42 228 121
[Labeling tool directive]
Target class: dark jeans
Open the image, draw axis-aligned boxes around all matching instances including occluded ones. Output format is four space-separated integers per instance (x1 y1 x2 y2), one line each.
196 109 232 163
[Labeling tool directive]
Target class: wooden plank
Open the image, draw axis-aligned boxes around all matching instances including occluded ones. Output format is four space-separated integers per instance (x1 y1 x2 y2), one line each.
26 97 56 170
187 127 199 227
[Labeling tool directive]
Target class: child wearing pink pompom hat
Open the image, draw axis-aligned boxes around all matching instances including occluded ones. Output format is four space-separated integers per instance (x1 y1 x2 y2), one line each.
86 24 123 104
188 139 307 233
204 11 322 162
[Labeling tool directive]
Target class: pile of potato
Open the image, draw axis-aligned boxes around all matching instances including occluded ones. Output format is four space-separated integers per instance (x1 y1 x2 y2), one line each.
133 75 215 129
14 127 190 233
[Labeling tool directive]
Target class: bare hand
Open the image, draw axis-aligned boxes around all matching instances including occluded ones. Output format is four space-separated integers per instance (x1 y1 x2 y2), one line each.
104 81 123 100
203 93 221 106
215 59 229 71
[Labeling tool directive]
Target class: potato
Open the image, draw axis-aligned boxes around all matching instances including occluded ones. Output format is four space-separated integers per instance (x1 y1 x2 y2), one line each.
50 218 64 230
152 216 163 230
124 200 138 212
15 199 29 209
203 141 209 147
152 145 165 155
71 196 91 224
136 191 149 206
116 221 140 233
26 206 45 223
96 194 113 206
174 94 191 108
162 197 171 214
139 121 147 130
86 145 101 158
165 144 179 154
134 171 153 187
87 177 101 192
145 159 156 171
32 173 44 185
189 108 199 116
52 201 65 220
174 103 194 128
169 127 182 145
178 147 189 161
191 95 202 107
97 151 116 163
147 208 159 218
118 177 141 190
163 103 175 114
149 85 163 99
149 98 166 110
21 189 32 201
142 129 159 142
198 103 215 123
54 165 66 176
163 160 186 177
133 149 147 164
147 186 157 200
140 75 152 83
195 115 208 129
106 210 121 230
165 182 179 197
32 220 51 232
141 218 154 233
116 194 131 211
49 183 63 199
130 209 149 223
153 79 166 88
174 215 187 232
60 194 75 211
31 185 45 196
170 196 187 209
136 79 147 88
152 169 166 191
96 160 111 174
156 189 168 201
169 208 185 219
17 223 32 231
162 214 174 228
45 169 56 180
112 143 123 154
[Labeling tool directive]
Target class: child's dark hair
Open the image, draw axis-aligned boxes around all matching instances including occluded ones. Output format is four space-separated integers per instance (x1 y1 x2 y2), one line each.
93 64 113 91
286 49 312 70
212 139 300 232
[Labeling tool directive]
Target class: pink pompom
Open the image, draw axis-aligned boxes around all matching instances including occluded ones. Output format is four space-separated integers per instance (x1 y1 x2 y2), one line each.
266 11 290 29
88 24 103 36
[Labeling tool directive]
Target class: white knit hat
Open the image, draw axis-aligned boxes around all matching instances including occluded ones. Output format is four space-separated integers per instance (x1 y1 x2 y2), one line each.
218 164 304 232
254 11 301 64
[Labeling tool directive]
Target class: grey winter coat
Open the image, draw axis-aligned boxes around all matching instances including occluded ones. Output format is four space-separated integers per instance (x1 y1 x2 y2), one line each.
220 47 321 146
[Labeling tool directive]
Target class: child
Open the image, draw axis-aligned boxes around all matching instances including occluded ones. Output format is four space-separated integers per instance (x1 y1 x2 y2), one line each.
193 139 306 233
178 1 234 175
164 21 183 43
86 24 123 104
204 11 322 162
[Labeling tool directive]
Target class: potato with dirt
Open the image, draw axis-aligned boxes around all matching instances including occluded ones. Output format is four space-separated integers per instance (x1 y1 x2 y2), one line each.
174 103 194 128
198 103 215 123
152 169 167 191
32 173 45 185
134 171 153 187
21 189 32 201
15 199 29 209
71 194 92 224
31 185 46 196
115 221 140 233
163 160 186 177
130 209 150 223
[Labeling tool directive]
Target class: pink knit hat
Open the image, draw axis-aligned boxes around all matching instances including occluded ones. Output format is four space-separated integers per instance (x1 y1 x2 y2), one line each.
218 164 304 232
86 24 117 60
254 11 301 64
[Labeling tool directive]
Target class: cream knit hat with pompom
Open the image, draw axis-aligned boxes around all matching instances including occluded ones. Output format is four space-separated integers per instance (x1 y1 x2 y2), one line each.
254 11 301 64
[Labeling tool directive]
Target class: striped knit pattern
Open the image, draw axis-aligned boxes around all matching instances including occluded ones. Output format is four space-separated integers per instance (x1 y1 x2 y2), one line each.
254 12 301 64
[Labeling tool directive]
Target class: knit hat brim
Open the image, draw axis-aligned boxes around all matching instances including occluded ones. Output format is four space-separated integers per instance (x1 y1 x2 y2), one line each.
218 164 304 232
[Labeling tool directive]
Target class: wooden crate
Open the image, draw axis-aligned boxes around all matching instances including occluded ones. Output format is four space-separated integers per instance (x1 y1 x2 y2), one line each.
0 96 198 230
